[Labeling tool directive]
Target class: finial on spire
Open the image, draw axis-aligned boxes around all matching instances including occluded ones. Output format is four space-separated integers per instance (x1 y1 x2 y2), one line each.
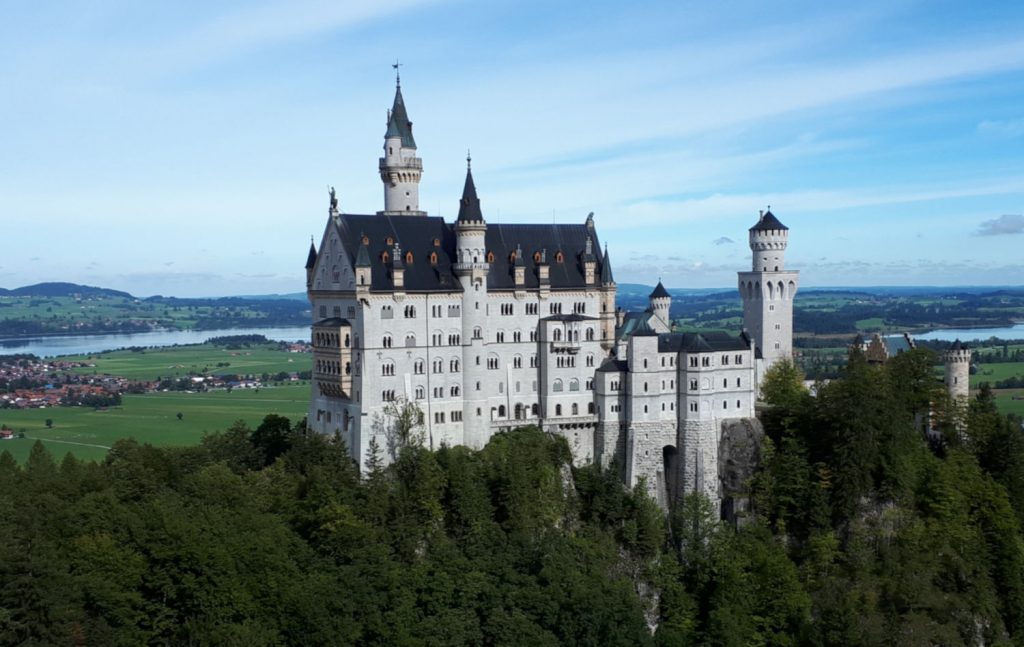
392 59 402 87
466 149 472 170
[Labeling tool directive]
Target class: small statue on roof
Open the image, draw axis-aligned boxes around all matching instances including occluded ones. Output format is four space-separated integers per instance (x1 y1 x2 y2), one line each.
328 186 338 212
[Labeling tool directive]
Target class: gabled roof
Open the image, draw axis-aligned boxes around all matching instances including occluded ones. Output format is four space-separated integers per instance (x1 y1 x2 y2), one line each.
355 239 371 268
312 317 351 327
750 209 788 232
596 358 628 373
384 85 416 149
650 281 670 299
658 330 751 353
335 214 458 291
305 241 317 269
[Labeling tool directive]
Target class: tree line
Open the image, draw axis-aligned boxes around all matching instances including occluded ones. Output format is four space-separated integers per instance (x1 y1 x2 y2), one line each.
3 348 1024 644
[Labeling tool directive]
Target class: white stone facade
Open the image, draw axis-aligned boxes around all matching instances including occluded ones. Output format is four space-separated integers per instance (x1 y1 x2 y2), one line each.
305 83 793 512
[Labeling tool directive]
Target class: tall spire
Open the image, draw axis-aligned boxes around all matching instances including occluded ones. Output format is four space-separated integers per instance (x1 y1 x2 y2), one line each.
600 244 614 284
305 238 317 269
456 157 483 223
384 72 416 149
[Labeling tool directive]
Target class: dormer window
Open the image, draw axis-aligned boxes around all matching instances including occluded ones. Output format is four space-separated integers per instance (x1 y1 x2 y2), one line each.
361 235 369 245
381 251 390 264
433 238 441 247
509 251 517 263
486 251 495 263
386 236 394 246
429 251 438 265
555 251 564 263
533 251 542 263
405 251 414 264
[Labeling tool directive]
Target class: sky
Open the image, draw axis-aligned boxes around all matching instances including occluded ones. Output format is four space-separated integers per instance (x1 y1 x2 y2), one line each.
2 0 1024 297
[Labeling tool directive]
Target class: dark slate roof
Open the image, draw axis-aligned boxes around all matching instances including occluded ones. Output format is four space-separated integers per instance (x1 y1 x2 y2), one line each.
950 339 964 351
456 167 483 222
313 317 350 327
334 214 459 292
596 358 628 373
750 209 788 232
484 222 602 290
601 246 614 284
542 313 598 322
384 85 416 148
305 241 317 269
650 281 670 299
616 311 650 339
659 330 751 353
327 211 606 293
633 317 659 337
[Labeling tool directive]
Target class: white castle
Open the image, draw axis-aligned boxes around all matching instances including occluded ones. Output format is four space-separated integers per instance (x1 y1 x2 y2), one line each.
304 79 797 509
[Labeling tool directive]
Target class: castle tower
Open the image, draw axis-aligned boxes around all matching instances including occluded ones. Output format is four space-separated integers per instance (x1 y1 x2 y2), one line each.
453 156 490 448
649 281 671 329
378 73 424 215
944 340 971 403
737 209 799 370
599 244 617 351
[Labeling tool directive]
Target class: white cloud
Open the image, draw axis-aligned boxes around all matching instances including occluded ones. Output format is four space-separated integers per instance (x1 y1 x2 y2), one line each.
977 214 1024 236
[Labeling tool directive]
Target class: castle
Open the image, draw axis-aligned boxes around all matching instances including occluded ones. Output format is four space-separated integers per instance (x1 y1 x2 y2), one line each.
304 78 796 510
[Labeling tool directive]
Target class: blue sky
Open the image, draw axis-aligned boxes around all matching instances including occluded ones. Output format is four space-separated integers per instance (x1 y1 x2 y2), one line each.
2 0 1024 297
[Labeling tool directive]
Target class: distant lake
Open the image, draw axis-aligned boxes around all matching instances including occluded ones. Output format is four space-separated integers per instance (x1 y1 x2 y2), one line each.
914 324 1024 342
0 326 310 358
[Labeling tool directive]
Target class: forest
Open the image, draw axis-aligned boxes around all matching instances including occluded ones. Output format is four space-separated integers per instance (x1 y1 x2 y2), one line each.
3 347 1024 645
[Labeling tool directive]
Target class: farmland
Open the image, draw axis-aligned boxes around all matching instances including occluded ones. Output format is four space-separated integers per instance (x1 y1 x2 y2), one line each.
67 342 310 381
0 384 310 464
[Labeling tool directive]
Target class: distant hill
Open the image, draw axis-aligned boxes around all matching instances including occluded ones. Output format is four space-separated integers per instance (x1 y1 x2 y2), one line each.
233 292 307 301
0 282 133 299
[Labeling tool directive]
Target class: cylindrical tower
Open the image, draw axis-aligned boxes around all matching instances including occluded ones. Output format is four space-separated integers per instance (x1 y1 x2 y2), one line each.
378 79 425 215
944 340 971 402
737 209 799 372
649 281 671 328
454 160 490 448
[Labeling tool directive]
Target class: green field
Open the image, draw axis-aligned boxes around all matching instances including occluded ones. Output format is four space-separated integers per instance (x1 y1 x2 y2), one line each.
993 389 1024 417
0 384 310 464
68 343 311 380
972 361 1024 387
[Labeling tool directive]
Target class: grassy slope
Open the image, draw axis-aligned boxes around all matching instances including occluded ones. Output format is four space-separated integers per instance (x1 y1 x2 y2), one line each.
0 384 310 463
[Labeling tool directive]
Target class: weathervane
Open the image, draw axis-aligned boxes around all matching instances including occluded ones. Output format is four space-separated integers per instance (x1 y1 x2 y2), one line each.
392 59 402 86
466 148 472 170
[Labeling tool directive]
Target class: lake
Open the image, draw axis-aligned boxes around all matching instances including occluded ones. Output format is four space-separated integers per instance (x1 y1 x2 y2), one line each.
0 326 310 358
914 324 1024 342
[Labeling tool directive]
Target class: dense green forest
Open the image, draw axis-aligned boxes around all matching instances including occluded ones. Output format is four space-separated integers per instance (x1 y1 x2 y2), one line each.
3 348 1024 645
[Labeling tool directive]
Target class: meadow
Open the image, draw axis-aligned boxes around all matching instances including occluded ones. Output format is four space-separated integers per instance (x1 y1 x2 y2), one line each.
68 342 311 380
0 384 310 464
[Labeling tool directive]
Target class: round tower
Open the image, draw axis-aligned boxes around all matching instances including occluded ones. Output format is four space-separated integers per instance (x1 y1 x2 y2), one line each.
737 209 799 371
454 156 490 448
649 280 671 328
378 73 425 215
943 340 971 402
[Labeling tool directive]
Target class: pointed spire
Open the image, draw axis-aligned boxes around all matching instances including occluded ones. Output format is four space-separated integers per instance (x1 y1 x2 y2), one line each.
384 76 416 149
650 280 670 299
305 238 317 269
456 158 484 223
600 244 614 284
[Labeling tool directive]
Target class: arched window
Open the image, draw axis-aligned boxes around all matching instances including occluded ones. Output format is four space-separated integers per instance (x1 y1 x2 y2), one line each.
381 251 390 264
405 251 414 264
429 251 438 265
555 251 564 263
553 379 563 392
415 386 425 399
532 403 539 416
586 327 594 341
553 328 562 341
555 404 563 416
533 251 542 263
498 405 506 417
486 251 495 263
569 378 580 392
571 403 578 415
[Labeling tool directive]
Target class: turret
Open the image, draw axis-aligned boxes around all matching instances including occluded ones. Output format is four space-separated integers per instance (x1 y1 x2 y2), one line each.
305 238 317 290
378 73 424 215
749 209 789 272
944 340 971 403
649 280 671 328
600 244 617 350
454 156 489 449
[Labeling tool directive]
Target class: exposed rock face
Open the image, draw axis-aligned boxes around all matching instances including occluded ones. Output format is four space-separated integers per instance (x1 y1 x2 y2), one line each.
719 418 764 526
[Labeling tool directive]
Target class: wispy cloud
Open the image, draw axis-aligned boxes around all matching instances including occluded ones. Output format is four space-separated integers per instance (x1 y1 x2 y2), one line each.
978 118 1024 139
713 236 734 245
977 214 1024 236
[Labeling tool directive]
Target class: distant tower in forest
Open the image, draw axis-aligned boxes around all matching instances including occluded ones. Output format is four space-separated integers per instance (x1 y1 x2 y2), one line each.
944 340 971 403
737 209 799 372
